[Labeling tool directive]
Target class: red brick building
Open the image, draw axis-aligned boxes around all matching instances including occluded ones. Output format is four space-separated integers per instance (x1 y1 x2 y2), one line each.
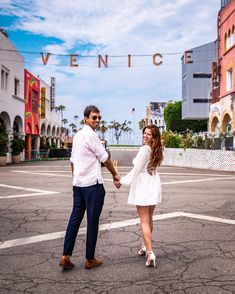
209 0 235 149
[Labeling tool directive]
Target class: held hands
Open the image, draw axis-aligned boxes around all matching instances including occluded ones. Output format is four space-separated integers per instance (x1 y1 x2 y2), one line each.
113 174 121 189
114 180 121 189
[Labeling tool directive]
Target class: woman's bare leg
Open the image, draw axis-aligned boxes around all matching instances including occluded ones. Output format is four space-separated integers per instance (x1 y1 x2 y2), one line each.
137 205 152 252
149 205 156 233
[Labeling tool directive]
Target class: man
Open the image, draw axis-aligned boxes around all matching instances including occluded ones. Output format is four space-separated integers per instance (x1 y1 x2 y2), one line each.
60 105 120 270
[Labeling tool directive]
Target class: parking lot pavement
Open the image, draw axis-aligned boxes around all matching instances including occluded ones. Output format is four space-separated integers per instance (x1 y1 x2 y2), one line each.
0 160 235 293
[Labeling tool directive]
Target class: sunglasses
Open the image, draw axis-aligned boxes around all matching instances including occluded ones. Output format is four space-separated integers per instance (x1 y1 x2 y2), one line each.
91 115 102 121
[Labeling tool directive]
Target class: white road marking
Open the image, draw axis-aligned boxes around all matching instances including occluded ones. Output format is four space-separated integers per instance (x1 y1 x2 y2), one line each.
159 172 233 177
9 165 67 168
12 170 69 173
104 177 235 184
181 212 235 225
161 177 235 185
0 184 60 199
11 171 71 177
11 171 234 185
102 171 232 177
0 211 234 250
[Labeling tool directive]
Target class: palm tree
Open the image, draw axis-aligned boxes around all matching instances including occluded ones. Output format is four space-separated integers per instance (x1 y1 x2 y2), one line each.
69 123 77 135
80 119 85 128
61 118 68 127
108 120 129 144
55 105 66 126
97 120 108 140
74 115 79 129
123 123 133 144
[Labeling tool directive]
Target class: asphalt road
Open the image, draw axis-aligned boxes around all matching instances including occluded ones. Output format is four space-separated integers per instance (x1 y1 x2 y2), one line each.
0 160 235 294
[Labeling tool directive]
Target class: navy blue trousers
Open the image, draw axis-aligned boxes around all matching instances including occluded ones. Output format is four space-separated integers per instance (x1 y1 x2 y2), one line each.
63 183 105 259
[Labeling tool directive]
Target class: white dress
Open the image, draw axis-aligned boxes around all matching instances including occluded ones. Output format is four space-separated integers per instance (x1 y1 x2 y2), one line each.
120 145 162 206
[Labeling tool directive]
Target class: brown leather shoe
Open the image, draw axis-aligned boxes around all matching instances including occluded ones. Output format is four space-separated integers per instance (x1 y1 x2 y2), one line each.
85 258 103 269
59 255 75 269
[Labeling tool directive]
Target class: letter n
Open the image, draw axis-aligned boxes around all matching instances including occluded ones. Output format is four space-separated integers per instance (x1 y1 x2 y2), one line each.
98 55 108 67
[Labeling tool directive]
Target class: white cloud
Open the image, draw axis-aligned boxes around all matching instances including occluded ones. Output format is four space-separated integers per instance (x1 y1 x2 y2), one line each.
1 0 221 143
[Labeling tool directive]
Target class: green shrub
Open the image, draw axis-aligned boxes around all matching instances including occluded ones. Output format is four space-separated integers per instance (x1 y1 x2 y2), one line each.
162 131 183 148
0 125 9 156
11 136 25 155
49 148 71 158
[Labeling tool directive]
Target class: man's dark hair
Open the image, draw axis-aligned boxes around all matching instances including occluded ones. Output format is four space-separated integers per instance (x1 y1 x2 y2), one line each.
84 105 100 117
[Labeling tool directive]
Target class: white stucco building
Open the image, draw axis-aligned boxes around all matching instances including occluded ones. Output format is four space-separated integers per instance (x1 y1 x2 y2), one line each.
0 29 25 162
40 78 61 149
145 101 169 133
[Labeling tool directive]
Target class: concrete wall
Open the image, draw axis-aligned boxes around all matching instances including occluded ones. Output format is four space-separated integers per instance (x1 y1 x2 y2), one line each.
110 147 235 172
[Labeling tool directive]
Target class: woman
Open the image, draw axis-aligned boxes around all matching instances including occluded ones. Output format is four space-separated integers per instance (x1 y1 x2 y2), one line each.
120 124 163 267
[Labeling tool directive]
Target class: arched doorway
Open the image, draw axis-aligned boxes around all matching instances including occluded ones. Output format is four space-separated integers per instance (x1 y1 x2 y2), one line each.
221 112 233 150
210 116 220 136
0 111 11 132
13 115 24 136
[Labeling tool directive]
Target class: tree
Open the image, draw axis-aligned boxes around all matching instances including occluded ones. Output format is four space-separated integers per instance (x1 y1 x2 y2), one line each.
109 120 130 144
11 135 25 155
139 119 145 130
61 118 68 127
164 101 207 133
0 124 9 156
97 120 108 140
74 115 79 129
122 121 133 144
55 105 66 126
69 123 77 134
80 119 85 126
162 131 183 148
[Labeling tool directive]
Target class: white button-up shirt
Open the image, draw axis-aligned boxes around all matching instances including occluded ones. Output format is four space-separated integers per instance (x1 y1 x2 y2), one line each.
70 124 108 187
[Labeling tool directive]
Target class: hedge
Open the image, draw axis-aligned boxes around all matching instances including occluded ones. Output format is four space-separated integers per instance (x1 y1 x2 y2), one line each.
49 148 71 158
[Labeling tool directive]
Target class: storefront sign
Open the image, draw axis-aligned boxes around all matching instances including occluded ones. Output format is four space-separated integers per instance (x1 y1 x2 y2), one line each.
41 87 46 119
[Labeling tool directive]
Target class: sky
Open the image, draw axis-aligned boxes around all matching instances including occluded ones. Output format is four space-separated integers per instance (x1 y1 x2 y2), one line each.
0 0 221 143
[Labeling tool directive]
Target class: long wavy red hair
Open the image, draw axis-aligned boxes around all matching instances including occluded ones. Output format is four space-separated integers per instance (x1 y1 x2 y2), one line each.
143 124 163 169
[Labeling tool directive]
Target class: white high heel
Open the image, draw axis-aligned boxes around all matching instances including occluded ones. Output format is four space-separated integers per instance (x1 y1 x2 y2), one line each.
146 251 156 267
138 244 146 256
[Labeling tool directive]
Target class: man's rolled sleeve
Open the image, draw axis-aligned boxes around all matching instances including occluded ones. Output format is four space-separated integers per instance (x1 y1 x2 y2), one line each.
99 150 108 163
88 133 108 163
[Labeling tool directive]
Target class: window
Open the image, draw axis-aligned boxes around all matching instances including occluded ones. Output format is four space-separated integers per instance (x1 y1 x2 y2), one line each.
232 26 235 46
226 30 231 49
14 78 20 96
226 68 233 91
1 66 9 90
193 73 211 78
225 27 235 51
193 98 211 103
32 90 38 113
224 33 227 51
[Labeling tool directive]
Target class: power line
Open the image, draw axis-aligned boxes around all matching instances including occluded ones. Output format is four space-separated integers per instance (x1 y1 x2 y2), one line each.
0 46 221 57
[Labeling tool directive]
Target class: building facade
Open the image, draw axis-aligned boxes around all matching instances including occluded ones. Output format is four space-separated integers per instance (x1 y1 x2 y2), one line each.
40 78 61 150
182 41 218 120
145 101 168 133
209 0 235 148
0 30 25 163
24 70 40 160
